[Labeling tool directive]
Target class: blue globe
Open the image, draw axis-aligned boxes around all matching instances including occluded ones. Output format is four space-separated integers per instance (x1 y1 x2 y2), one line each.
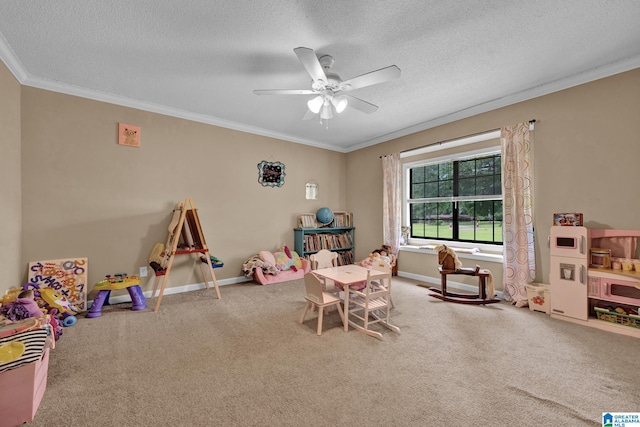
316 207 334 225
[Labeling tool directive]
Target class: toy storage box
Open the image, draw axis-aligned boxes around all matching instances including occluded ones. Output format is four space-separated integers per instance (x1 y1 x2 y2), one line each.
0 348 50 426
526 283 551 314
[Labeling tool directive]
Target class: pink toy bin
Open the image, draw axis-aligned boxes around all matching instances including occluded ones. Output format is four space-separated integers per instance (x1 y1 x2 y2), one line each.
0 348 50 426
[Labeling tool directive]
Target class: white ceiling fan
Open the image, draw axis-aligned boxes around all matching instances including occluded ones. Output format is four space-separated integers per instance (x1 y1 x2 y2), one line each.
254 47 401 122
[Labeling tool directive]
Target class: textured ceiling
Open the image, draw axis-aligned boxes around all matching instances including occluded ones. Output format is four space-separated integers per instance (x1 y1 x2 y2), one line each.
1 0 640 152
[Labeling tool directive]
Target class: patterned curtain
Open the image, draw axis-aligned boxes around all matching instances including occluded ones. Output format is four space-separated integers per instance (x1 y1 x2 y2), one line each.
501 123 535 306
381 153 401 256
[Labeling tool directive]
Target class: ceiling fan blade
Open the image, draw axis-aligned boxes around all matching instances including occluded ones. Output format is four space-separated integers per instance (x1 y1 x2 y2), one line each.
344 95 378 114
302 109 317 120
339 65 401 91
294 47 327 86
253 89 316 95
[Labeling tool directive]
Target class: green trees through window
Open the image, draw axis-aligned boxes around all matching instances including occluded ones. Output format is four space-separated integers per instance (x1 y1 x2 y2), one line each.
409 154 503 244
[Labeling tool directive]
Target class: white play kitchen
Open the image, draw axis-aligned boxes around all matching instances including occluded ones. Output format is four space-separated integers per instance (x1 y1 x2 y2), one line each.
549 225 640 338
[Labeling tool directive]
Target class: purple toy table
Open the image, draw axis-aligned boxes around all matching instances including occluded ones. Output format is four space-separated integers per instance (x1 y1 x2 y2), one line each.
86 277 146 318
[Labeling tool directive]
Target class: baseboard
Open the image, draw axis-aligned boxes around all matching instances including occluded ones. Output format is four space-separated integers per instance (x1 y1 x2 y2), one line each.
397 270 504 299
96 270 504 306
91 275 252 306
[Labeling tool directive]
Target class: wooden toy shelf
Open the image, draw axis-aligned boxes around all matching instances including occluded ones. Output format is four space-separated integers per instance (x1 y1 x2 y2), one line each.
294 226 355 266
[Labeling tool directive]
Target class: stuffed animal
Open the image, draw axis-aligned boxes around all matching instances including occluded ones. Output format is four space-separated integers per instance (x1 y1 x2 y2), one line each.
358 250 383 268
377 245 394 265
0 287 22 306
15 290 46 318
400 226 410 245
0 290 45 321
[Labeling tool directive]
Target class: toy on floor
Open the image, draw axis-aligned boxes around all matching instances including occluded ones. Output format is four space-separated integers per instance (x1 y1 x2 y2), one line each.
19 283 78 327
426 244 499 305
38 288 78 326
86 273 147 318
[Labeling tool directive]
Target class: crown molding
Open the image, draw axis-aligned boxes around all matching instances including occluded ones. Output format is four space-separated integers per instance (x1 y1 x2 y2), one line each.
346 55 640 152
2 31 638 154
0 33 27 82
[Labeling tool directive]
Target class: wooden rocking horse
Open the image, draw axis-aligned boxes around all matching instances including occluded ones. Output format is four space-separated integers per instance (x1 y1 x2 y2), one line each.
427 245 500 305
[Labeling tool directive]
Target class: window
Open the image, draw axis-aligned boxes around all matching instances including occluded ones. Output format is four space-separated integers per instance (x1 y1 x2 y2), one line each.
404 148 503 246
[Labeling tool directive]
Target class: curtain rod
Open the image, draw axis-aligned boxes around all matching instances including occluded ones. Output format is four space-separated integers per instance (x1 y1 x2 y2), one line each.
380 119 536 158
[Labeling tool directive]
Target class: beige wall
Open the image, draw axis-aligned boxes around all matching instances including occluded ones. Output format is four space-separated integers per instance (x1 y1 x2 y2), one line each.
19 88 346 295
4 63 640 298
347 68 640 289
0 61 21 294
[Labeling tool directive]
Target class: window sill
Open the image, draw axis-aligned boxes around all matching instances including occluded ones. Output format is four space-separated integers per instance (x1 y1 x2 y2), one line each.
399 244 503 264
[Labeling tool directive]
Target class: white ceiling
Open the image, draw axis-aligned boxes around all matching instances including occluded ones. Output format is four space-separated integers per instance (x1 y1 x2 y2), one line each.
1 1 640 153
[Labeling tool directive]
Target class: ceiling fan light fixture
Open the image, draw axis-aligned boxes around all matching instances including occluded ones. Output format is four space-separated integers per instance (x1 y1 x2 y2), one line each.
254 47 398 123
320 103 333 120
307 95 323 114
332 95 348 113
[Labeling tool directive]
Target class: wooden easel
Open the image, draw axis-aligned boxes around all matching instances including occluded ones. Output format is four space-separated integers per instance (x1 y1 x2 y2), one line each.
151 198 221 311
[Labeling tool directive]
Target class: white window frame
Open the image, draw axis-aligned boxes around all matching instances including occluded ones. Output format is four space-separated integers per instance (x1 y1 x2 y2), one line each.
401 131 503 255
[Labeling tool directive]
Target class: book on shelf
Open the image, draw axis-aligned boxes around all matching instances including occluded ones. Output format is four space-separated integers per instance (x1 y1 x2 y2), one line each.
303 231 352 252
298 213 318 228
297 211 353 228
332 211 352 228
302 250 353 265
336 250 353 266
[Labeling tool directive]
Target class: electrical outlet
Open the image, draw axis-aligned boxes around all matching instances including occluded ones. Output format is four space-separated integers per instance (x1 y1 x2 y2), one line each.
140 266 148 277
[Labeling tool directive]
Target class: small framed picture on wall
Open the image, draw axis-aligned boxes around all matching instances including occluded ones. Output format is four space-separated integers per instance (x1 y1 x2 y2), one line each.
257 160 286 187
118 123 141 147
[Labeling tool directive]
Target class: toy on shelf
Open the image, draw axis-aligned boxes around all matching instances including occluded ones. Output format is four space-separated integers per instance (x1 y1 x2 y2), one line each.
86 273 146 318
200 255 224 268
553 212 583 226
148 243 165 273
